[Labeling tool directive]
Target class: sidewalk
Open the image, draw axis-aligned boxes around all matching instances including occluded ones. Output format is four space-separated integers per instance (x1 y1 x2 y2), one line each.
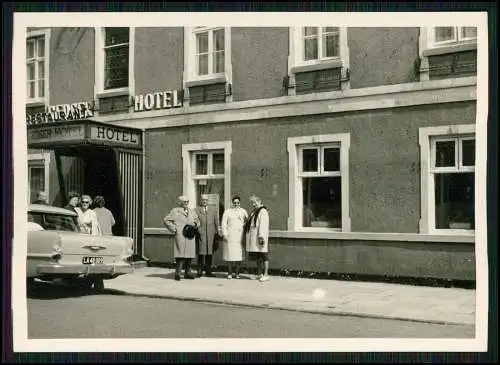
105 267 476 326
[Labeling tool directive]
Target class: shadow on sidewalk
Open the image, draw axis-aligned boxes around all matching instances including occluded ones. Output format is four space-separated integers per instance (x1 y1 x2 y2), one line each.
27 280 128 300
146 272 254 280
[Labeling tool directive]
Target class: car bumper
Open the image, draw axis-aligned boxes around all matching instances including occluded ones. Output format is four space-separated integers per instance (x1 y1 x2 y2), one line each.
36 262 134 276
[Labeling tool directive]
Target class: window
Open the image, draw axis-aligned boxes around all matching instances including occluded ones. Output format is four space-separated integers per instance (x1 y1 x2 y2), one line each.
95 27 135 98
182 141 232 221
195 28 225 76
26 30 50 103
287 27 349 96
303 27 340 62
28 153 50 204
287 134 351 232
183 26 232 92
419 125 475 234
433 27 477 46
104 27 130 90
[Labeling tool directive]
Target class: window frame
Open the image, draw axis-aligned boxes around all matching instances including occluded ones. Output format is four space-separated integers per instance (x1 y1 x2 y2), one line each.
94 27 135 99
184 26 232 84
288 26 350 95
418 26 478 81
419 124 476 235
287 134 351 232
26 29 50 106
182 141 232 210
28 152 51 203
430 26 478 48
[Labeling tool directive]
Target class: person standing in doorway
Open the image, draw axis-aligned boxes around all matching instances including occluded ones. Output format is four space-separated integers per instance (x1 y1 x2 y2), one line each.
93 195 116 236
245 195 270 282
195 194 220 277
163 195 200 281
32 191 48 205
64 191 81 213
79 194 102 236
221 195 248 279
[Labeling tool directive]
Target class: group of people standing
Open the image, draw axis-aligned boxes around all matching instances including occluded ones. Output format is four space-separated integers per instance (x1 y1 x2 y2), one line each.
63 191 115 236
163 194 270 282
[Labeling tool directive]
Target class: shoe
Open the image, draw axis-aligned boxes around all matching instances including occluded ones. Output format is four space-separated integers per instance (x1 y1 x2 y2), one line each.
256 274 263 280
205 272 216 278
185 274 196 279
174 274 181 281
259 275 270 282
196 272 202 278
226 274 232 279
235 274 241 279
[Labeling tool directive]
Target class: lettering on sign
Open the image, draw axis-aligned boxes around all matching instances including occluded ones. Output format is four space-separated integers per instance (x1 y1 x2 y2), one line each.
28 125 85 143
90 126 141 146
26 102 94 126
132 90 183 112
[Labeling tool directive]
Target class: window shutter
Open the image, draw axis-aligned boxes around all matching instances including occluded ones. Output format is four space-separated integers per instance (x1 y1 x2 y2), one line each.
295 72 316 95
428 51 477 80
189 83 226 106
98 95 130 115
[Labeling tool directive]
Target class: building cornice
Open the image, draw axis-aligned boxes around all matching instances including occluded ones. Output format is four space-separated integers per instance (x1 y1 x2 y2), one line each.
93 76 477 130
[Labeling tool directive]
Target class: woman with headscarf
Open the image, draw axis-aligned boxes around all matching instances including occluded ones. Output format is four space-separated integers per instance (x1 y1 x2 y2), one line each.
221 195 248 279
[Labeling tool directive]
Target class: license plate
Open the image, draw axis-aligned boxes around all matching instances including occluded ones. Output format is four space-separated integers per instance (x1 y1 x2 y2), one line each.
82 256 104 265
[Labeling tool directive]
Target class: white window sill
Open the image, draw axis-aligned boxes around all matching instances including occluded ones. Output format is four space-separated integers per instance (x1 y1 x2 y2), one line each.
143 227 474 243
185 74 227 88
422 41 477 57
291 58 343 74
26 99 47 108
96 87 130 98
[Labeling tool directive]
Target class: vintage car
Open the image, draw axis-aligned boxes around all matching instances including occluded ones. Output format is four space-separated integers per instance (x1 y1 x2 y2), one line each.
27 204 134 291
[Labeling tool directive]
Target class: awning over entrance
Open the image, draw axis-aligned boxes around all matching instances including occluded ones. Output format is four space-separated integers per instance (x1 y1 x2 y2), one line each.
27 119 143 150
27 119 146 262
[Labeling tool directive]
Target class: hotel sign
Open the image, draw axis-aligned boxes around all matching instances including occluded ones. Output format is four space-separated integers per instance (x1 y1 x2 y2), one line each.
89 125 141 147
27 122 143 150
132 89 183 112
26 101 94 126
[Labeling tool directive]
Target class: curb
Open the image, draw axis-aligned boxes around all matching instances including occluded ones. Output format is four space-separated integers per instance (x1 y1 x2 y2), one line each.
104 286 473 327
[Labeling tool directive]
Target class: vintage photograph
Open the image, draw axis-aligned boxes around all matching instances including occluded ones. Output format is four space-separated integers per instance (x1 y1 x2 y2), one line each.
11 11 488 353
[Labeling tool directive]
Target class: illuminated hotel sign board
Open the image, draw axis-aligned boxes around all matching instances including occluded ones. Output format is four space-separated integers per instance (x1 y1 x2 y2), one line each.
27 122 142 150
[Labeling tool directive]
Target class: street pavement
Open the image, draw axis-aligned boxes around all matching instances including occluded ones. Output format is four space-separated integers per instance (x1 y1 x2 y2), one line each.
103 267 476 326
28 291 474 338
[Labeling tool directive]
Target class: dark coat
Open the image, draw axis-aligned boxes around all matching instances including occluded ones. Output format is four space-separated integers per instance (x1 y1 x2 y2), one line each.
195 205 220 255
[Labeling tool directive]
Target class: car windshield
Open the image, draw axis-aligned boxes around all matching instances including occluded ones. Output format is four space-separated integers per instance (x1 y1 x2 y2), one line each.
28 211 82 232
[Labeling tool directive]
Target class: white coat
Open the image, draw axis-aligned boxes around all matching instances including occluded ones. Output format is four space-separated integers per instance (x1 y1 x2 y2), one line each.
245 207 270 253
221 207 248 262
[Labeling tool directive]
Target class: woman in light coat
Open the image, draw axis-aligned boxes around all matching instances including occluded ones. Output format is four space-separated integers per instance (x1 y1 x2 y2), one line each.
163 195 201 281
221 195 248 279
245 195 270 282
78 195 102 236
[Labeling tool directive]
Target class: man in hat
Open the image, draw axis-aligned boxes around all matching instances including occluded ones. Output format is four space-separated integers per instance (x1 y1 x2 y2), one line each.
163 195 201 281
195 194 221 277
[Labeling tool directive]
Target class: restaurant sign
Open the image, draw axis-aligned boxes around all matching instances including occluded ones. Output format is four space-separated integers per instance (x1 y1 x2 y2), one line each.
26 101 95 126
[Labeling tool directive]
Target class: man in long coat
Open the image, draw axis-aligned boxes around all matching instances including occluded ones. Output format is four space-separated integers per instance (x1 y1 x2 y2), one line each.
195 194 220 277
163 195 200 281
